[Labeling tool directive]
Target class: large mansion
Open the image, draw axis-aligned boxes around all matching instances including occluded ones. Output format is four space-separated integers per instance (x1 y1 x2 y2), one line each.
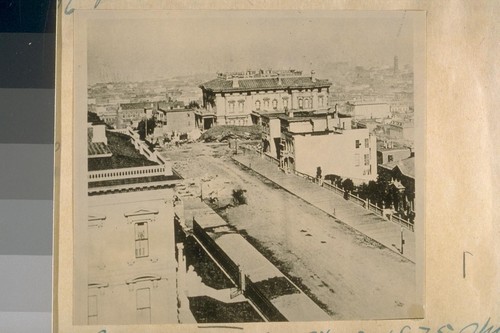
197 69 332 129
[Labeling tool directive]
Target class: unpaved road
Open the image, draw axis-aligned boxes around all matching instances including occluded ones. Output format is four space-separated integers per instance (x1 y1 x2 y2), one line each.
163 143 418 320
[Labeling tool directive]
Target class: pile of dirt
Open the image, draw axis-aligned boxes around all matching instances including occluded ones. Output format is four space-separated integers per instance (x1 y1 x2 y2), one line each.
199 125 262 142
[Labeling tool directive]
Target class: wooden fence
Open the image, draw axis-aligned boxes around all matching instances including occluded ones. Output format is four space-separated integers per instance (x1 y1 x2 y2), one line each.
192 220 240 285
192 220 288 321
244 277 287 322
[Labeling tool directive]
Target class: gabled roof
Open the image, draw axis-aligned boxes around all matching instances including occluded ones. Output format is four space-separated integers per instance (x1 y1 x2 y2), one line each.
200 76 331 93
380 156 415 179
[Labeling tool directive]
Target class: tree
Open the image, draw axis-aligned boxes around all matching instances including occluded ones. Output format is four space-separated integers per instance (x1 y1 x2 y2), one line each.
137 118 156 140
232 188 247 206
342 178 354 200
325 174 342 187
316 167 322 180
188 101 200 109
386 185 401 210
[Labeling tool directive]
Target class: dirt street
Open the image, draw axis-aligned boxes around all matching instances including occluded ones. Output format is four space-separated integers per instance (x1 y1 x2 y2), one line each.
162 143 418 320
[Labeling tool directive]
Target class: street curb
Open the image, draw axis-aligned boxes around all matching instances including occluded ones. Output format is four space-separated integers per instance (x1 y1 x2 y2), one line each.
231 155 415 264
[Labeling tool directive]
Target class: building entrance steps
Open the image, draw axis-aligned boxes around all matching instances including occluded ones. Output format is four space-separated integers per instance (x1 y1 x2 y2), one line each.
232 153 416 263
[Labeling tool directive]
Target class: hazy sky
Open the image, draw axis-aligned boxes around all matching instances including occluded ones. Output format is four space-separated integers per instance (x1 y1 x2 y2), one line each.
88 11 415 84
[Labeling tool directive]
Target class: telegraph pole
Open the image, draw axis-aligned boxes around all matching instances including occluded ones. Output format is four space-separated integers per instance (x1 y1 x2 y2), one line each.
400 227 405 254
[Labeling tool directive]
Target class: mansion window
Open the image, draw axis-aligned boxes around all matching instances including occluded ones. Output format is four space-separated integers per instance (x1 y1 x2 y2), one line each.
304 98 310 109
238 101 245 113
388 154 394 162
228 101 235 113
283 98 289 109
298 98 303 109
136 287 151 324
255 100 261 111
355 140 361 148
364 154 370 166
272 99 278 110
319 96 324 107
365 138 369 148
263 99 270 110
135 222 149 258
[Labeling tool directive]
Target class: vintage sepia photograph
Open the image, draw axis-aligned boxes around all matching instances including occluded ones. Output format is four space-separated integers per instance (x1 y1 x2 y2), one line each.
73 10 425 325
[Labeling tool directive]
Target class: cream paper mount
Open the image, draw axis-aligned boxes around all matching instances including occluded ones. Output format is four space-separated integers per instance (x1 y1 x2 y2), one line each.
54 1 499 332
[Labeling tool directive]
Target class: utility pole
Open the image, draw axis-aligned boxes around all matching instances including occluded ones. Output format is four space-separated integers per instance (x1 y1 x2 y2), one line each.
400 227 405 254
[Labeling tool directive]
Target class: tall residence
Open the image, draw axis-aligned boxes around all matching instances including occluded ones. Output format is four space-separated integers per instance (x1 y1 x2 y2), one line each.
197 69 332 129
75 119 182 325
262 109 377 183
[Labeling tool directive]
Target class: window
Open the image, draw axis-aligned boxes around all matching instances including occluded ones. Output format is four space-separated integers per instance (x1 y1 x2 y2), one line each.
264 99 270 110
355 140 361 148
283 98 288 108
228 101 235 113
136 288 151 324
319 96 324 107
364 154 370 166
365 138 369 148
272 99 278 110
88 295 98 324
388 154 394 162
255 100 261 111
135 222 149 258
238 101 244 112
298 98 303 109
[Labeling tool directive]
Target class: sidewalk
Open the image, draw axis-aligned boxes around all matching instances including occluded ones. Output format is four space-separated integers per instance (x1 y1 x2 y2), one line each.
232 153 416 263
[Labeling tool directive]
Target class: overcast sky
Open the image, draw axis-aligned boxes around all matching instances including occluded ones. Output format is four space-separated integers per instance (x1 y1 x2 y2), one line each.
88 11 416 84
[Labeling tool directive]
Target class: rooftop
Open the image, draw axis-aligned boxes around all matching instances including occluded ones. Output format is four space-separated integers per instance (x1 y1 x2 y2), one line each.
157 100 185 110
380 156 415 179
200 71 331 93
87 111 106 125
88 131 158 171
88 142 112 157
216 69 303 79
119 102 155 110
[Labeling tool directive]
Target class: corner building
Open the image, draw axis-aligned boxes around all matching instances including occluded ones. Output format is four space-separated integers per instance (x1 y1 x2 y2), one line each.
262 110 378 183
198 69 332 127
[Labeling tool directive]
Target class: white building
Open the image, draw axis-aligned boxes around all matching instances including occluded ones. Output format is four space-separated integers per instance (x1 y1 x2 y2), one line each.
198 69 332 128
345 102 391 120
262 110 377 183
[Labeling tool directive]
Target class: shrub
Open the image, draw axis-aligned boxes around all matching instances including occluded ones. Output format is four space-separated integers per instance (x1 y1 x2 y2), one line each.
232 188 247 205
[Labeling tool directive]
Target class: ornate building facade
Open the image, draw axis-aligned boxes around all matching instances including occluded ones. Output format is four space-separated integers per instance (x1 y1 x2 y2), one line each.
198 69 332 128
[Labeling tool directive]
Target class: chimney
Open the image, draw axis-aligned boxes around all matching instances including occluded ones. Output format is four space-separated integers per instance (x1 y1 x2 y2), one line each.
311 70 316 83
232 77 239 88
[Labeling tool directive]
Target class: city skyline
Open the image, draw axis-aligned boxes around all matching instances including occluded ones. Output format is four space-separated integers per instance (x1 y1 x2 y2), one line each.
88 11 415 84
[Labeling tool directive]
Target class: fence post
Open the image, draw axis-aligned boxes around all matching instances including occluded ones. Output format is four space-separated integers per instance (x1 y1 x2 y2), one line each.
239 266 246 292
